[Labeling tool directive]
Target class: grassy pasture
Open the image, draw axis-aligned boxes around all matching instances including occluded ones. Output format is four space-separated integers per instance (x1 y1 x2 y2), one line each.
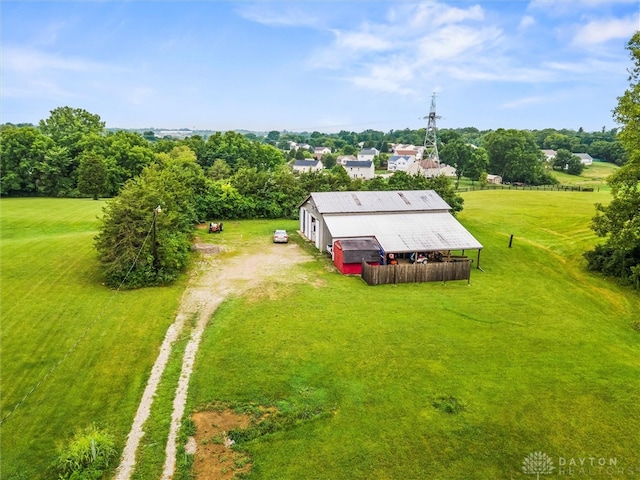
1 190 639 479
551 161 619 188
455 161 618 192
0 198 186 479
187 190 640 479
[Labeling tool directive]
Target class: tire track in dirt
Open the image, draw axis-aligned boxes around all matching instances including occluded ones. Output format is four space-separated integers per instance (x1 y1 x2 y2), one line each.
114 241 309 480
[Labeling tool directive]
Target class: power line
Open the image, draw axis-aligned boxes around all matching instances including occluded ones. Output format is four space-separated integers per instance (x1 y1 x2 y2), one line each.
0 214 157 426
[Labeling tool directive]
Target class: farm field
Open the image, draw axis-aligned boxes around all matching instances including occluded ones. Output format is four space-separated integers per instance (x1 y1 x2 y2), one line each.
2 190 640 479
187 189 640 479
455 160 618 192
551 160 620 188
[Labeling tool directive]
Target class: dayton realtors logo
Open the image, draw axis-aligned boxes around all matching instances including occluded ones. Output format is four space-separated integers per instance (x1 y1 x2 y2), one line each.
522 452 638 477
522 451 555 479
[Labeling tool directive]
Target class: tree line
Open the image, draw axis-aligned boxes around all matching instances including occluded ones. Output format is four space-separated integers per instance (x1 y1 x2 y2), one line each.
2 106 628 199
584 31 640 289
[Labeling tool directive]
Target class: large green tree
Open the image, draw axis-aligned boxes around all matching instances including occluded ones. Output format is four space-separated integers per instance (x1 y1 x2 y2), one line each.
440 138 473 187
39 107 105 158
77 153 108 200
552 149 584 175
466 147 490 184
482 129 551 184
95 146 206 288
586 31 640 287
0 125 53 195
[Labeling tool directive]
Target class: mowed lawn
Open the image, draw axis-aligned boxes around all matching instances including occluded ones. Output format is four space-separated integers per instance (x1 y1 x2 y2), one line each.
188 190 640 479
0 198 186 479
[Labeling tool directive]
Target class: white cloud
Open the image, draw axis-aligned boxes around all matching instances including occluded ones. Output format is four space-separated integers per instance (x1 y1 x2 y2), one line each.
416 25 502 64
401 2 484 29
2 77 79 100
345 59 416 95
2 46 113 74
572 15 640 46
308 2 501 94
235 4 321 28
333 30 393 52
499 95 548 109
445 57 558 83
519 15 536 29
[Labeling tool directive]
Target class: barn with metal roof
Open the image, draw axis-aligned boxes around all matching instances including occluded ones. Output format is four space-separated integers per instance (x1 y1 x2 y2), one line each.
298 190 483 267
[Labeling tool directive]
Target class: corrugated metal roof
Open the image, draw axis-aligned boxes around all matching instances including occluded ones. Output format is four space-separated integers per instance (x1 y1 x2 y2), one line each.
324 212 482 252
310 190 451 214
336 237 380 251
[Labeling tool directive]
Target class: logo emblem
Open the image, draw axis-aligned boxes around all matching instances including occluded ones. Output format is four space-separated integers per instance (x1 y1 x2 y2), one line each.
522 451 555 479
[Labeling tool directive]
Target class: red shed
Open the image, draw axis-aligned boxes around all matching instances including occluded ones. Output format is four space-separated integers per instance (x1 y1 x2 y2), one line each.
333 237 381 274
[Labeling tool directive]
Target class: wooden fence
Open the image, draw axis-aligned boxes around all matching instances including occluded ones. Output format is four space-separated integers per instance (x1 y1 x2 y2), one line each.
361 259 472 286
456 184 596 192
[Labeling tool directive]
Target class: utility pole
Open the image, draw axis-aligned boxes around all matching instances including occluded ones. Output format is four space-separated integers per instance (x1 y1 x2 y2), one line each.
423 92 441 175
152 205 162 275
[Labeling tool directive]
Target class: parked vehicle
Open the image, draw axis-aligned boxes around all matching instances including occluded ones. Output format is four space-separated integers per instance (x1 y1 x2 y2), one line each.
273 229 289 243
208 222 223 233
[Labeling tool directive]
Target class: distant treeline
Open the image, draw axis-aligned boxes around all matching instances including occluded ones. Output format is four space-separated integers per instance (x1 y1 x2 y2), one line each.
1 106 626 201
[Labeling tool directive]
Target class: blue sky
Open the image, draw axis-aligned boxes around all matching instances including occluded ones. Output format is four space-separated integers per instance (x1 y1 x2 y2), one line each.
1 1 638 133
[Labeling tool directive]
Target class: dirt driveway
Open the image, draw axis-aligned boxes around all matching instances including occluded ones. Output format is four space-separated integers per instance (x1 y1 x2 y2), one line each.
115 240 311 480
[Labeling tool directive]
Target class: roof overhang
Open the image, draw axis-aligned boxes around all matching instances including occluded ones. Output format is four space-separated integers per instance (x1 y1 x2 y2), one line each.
324 213 482 253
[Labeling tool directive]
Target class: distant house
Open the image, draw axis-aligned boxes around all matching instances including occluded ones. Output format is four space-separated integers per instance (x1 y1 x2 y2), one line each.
575 153 593 165
407 159 456 178
337 155 357 166
486 174 502 184
543 149 592 166
314 146 331 159
387 155 415 172
357 148 379 162
289 142 312 151
292 159 323 173
542 150 557 162
344 160 375 179
392 144 424 159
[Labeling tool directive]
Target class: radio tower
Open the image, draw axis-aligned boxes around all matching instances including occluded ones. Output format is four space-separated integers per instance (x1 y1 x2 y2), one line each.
423 92 441 174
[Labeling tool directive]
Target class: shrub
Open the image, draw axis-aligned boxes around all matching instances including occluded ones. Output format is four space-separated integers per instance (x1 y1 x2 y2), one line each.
432 395 466 414
54 425 116 480
584 244 640 287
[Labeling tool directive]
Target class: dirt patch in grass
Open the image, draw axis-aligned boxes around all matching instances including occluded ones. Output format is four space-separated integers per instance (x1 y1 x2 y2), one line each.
190 410 254 479
193 243 224 255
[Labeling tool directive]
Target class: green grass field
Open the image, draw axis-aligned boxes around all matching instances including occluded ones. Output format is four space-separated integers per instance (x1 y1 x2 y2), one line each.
0 198 187 479
551 161 619 188
187 189 640 479
455 160 618 192
2 190 639 479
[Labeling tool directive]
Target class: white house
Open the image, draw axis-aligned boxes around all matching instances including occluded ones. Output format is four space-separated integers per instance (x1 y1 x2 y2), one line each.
337 155 357 166
407 159 456 178
387 155 415 172
292 159 323 173
357 148 379 162
486 174 502 184
289 142 312 152
575 153 593 165
542 150 557 162
392 144 424 160
314 146 331 159
344 160 375 179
